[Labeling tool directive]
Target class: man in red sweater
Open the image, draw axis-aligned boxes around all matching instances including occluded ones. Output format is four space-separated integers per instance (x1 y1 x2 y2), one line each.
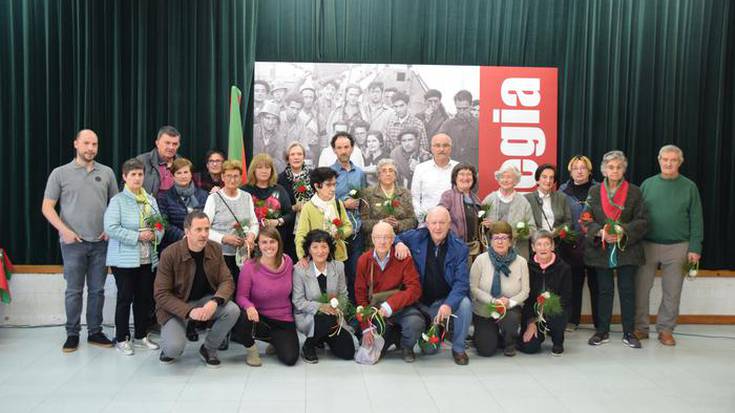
355 221 423 362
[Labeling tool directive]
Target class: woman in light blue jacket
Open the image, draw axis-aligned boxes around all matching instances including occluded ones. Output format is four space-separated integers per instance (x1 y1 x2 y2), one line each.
105 158 164 356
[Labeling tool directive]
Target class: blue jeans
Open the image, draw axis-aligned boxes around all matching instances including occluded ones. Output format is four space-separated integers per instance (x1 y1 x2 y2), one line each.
344 231 365 304
417 296 472 354
59 241 108 336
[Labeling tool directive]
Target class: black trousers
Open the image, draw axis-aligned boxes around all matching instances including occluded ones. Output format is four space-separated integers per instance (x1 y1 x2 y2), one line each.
306 313 356 360
518 313 566 354
231 311 300 366
112 265 154 341
473 307 521 357
224 255 240 293
568 264 599 328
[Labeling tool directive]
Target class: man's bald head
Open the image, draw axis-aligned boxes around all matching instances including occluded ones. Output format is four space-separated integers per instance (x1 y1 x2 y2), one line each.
425 206 451 244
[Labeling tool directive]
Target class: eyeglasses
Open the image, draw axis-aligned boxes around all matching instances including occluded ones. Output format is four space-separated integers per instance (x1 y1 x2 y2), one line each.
373 235 393 241
223 175 240 180
491 235 510 242
208 159 224 164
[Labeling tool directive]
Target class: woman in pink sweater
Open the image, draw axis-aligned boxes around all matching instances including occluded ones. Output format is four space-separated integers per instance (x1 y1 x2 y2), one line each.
232 227 298 366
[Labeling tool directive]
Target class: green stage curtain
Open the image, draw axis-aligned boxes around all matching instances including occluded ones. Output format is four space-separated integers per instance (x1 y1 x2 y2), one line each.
2 0 734 268
0 0 258 264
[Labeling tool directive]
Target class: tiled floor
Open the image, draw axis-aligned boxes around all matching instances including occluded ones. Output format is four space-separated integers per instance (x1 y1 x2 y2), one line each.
1 325 733 413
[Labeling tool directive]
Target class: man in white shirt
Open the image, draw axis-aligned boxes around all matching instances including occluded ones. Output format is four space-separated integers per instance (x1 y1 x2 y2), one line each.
410 133 458 222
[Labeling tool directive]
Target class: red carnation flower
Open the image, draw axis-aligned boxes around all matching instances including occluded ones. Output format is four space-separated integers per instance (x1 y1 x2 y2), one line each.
332 218 342 227
497 305 506 315
559 229 567 238
580 211 593 221
429 336 440 344
391 199 400 208
536 295 545 305
297 185 307 193
154 222 163 231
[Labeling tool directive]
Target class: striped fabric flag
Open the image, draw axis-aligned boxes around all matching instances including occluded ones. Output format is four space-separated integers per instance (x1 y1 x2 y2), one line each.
227 85 247 184
0 248 14 304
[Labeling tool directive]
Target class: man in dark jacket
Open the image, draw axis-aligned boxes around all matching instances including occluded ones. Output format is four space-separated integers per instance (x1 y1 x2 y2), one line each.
438 90 478 166
136 125 181 196
154 212 239 367
394 206 472 365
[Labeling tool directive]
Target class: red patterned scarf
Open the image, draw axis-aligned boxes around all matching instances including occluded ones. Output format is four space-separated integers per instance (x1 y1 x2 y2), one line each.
600 179 628 221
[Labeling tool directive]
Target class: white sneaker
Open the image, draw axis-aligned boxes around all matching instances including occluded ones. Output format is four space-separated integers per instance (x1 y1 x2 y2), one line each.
133 336 160 350
116 339 135 356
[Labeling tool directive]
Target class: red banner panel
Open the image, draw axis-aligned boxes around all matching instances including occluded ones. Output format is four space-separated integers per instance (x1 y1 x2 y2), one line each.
479 66 558 196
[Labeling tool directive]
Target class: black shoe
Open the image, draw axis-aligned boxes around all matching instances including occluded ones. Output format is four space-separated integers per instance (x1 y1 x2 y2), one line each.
301 341 319 364
452 351 469 365
622 332 642 349
218 333 230 351
503 345 517 357
63 336 79 353
87 332 114 348
186 322 199 342
159 352 175 364
199 344 221 368
552 344 564 356
588 331 610 346
401 347 416 363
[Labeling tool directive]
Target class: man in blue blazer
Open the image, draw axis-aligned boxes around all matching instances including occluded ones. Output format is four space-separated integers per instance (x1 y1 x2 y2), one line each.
394 206 472 365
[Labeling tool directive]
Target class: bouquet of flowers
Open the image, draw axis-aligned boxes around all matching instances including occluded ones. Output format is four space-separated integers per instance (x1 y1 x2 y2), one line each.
579 209 594 234
555 224 578 244
418 323 444 352
515 220 530 240
318 293 355 336
354 305 386 336
143 213 167 254
232 219 251 267
487 299 507 320
375 194 401 216
478 203 492 219
602 218 626 267
330 217 348 239
683 260 699 280
254 196 282 225
534 291 563 334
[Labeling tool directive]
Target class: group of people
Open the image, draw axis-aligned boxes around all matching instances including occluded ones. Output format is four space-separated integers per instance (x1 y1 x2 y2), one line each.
42 123 703 368
252 79 480 186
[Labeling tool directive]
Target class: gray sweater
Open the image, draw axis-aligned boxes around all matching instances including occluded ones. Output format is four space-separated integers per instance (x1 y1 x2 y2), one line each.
203 190 259 256
481 191 536 259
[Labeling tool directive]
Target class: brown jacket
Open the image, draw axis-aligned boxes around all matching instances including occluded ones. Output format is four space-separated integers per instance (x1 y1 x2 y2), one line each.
154 239 234 324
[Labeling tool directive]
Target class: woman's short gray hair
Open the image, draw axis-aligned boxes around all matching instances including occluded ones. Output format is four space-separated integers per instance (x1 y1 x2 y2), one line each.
376 158 397 173
600 150 628 175
658 144 684 163
531 229 555 245
494 164 522 184
283 141 307 162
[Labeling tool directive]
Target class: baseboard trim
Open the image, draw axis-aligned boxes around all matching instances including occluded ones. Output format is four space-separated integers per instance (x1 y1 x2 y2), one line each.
11 265 735 277
581 315 735 324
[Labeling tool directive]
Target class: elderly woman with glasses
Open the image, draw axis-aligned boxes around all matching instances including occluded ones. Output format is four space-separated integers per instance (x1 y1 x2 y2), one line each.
582 150 648 349
203 160 259 286
470 221 529 357
439 163 483 263
359 158 417 249
481 165 536 259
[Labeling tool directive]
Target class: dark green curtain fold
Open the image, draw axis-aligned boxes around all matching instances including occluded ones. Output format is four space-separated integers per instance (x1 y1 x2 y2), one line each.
0 0 258 264
1 0 733 268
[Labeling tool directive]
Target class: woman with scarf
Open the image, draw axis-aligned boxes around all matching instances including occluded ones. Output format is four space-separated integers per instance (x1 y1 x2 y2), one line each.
582 151 648 349
104 158 164 356
294 167 352 266
278 142 314 261
518 230 572 356
157 158 209 253
439 163 483 264
481 164 536 260
243 153 294 259
470 221 529 357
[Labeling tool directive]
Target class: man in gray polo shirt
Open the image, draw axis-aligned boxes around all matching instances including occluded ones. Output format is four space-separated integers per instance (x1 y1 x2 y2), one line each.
42 129 119 352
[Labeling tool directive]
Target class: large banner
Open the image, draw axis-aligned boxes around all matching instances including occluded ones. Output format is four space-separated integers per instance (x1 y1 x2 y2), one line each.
253 62 556 194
